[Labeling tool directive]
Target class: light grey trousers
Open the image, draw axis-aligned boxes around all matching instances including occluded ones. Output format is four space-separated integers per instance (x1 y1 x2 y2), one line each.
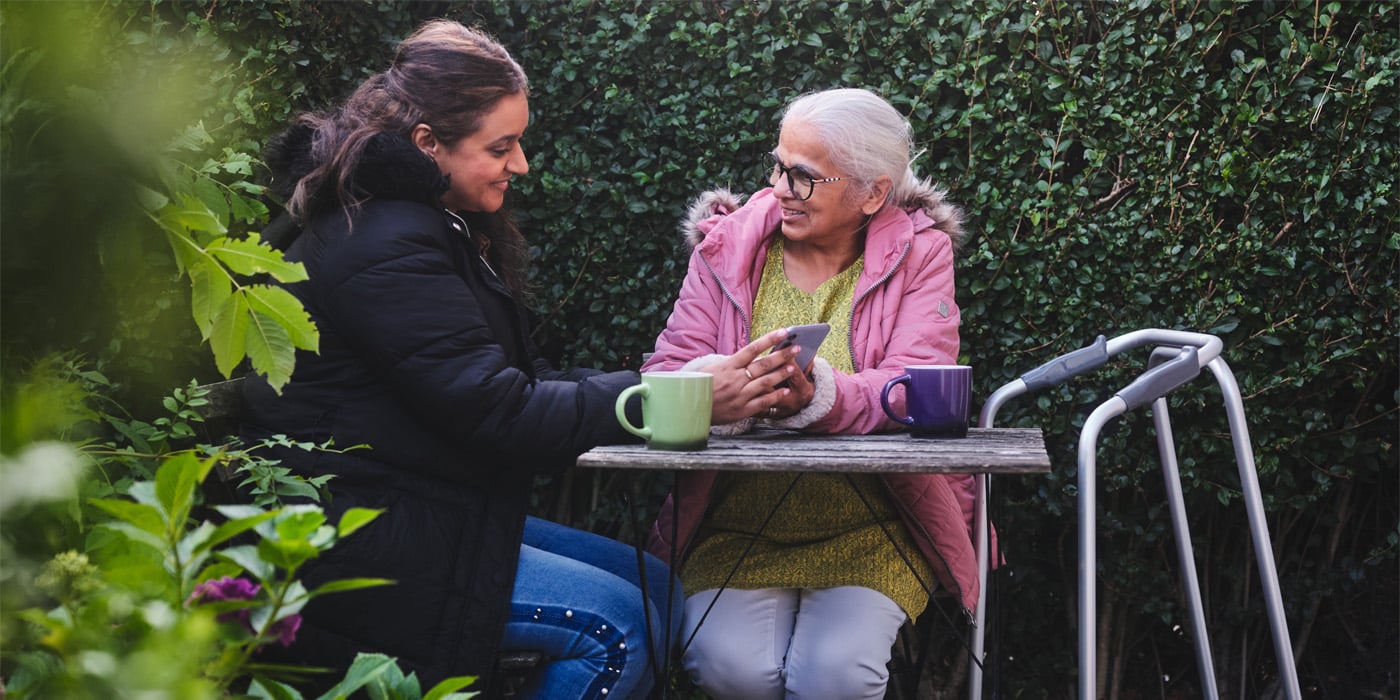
679 586 907 700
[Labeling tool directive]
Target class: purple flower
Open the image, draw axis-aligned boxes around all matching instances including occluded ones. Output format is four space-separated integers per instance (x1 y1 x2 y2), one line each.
269 612 302 647
190 576 261 603
188 576 302 647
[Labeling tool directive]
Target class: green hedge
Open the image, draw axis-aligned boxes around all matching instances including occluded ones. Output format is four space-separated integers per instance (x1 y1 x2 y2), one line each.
3 1 1394 697
476 4 1398 694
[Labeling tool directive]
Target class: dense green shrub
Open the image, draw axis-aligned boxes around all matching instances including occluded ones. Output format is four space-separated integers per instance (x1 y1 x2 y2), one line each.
474 3 1398 695
3 1 1394 697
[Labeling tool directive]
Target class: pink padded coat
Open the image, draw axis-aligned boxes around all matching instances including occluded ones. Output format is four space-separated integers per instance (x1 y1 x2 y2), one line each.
643 185 997 616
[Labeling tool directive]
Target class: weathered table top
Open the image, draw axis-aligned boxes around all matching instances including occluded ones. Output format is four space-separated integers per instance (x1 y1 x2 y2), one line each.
577 427 1050 474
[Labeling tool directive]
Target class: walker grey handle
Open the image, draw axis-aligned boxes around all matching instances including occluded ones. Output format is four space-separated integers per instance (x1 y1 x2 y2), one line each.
1020 335 1109 391
1115 347 1201 410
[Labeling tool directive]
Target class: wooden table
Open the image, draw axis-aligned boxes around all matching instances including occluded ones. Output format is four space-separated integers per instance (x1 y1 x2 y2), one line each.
577 427 1051 475
576 426 1050 699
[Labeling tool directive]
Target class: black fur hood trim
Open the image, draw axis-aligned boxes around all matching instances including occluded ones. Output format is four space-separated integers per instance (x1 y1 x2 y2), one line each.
263 124 449 215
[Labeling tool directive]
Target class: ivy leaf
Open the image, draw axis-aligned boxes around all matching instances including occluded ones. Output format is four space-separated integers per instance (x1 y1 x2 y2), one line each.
244 284 318 352
209 293 250 379
337 508 383 538
317 653 399 700
95 521 168 554
308 577 394 597
422 676 479 700
207 236 308 283
199 509 279 557
189 263 233 340
245 309 296 393
159 194 227 237
218 544 274 583
89 498 166 538
135 184 170 213
246 678 300 700
154 452 214 532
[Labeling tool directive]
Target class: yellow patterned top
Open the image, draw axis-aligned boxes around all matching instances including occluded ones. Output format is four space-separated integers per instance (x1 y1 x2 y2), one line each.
679 237 937 618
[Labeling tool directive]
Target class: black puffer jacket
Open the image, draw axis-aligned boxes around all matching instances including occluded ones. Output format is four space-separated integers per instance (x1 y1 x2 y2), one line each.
240 128 642 690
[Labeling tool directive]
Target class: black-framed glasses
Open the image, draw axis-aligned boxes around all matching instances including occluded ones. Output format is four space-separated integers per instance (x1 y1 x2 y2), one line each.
766 152 846 201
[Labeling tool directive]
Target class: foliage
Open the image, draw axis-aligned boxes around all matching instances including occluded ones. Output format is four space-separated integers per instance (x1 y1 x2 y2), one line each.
1 355 333 508
1 0 1395 697
475 2 1397 695
0 359 476 699
0 1 317 397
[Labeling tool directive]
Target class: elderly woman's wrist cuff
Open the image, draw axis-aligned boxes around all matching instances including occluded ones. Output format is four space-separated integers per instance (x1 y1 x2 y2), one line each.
770 358 836 429
681 354 729 372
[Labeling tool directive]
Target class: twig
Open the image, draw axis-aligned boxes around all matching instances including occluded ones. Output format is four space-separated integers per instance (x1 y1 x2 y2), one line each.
1089 177 1139 212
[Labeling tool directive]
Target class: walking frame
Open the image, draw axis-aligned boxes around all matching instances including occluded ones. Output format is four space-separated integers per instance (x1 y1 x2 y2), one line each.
969 328 1302 700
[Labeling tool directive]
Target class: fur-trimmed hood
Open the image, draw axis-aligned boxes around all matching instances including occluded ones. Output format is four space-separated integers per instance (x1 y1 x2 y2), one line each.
263 124 449 217
681 184 965 251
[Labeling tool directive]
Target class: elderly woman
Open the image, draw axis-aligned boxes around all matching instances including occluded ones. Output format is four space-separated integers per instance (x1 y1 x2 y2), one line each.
642 88 981 699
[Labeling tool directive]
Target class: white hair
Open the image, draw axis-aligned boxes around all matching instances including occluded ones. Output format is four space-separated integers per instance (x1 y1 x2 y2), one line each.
781 88 932 211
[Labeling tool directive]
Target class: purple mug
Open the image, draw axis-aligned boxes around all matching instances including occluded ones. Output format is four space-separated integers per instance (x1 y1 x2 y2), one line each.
880 365 972 438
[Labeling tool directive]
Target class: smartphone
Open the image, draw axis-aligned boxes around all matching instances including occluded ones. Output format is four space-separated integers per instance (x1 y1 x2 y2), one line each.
773 322 831 371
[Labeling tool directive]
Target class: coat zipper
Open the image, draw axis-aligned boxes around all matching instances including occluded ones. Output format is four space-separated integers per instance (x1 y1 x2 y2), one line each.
444 209 502 281
700 251 751 344
847 240 912 371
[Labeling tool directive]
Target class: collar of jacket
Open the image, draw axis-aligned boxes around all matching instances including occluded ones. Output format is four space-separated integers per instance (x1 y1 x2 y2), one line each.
266 124 449 212
691 188 929 297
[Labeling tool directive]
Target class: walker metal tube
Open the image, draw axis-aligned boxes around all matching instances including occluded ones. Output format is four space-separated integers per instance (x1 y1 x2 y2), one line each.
1103 329 1223 367
969 330 1235 699
1204 357 1302 700
968 381 1018 700
1146 346 1220 698
1150 396 1220 698
1075 347 1205 700
1077 400 1125 700
978 379 1027 429
969 377 1035 699
967 471 991 700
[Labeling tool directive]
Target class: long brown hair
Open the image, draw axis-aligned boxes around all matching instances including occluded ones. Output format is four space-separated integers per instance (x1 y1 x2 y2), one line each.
286 20 534 295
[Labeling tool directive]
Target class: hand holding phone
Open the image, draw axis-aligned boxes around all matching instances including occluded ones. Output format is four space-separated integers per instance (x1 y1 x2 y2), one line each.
773 323 830 371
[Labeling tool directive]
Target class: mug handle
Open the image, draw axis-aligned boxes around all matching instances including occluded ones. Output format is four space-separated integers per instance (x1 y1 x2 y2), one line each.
615 383 652 440
880 374 914 426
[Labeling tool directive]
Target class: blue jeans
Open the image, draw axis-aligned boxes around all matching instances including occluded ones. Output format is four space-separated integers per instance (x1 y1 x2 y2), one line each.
501 516 683 700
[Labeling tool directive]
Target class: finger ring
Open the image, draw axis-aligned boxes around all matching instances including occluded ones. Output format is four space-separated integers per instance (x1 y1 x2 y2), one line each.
745 367 754 380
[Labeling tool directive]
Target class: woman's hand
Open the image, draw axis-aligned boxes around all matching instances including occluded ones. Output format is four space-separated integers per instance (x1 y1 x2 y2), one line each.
705 328 800 424
765 360 816 420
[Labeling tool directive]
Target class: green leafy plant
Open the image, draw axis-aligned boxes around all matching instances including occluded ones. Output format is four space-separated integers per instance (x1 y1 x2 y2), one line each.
1 2 319 395
1 366 477 699
17 357 333 508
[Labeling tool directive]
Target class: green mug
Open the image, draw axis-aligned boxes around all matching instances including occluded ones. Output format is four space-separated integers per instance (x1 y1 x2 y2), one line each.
614 371 713 451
